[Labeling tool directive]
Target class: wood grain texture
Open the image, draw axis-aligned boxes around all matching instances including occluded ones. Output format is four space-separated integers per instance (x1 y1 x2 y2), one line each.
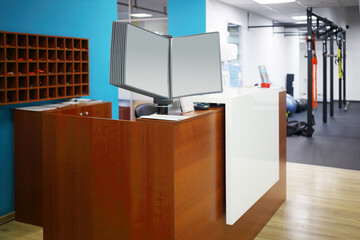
2 162 360 240
43 116 174 239
42 108 224 240
0 221 43 240
49 102 112 118
13 102 111 228
14 110 44 227
17 95 286 239
255 163 360 240
0 211 15 225
174 108 224 240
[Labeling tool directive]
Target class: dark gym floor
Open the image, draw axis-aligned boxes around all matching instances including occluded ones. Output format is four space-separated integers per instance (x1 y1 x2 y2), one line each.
287 101 360 171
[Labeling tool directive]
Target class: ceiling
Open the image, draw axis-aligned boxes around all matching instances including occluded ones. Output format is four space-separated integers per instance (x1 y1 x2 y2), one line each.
117 0 359 22
117 0 167 20
219 0 359 23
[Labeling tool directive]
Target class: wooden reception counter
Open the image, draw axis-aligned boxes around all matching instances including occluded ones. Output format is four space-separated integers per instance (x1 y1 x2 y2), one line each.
14 91 286 240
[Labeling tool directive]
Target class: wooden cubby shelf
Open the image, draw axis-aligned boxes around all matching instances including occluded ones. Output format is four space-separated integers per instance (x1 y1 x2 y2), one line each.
0 31 89 105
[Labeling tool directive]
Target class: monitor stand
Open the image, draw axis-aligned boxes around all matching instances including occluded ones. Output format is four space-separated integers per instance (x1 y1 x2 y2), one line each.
154 98 173 115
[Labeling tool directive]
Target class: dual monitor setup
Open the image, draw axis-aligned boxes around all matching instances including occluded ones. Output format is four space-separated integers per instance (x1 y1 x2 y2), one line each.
110 22 223 114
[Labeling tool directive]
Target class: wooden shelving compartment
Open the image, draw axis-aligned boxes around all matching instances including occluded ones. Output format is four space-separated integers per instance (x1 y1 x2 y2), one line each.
28 36 37 48
29 49 37 61
74 85 81 96
57 50 65 61
66 74 73 85
0 31 89 105
48 50 56 62
58 75 65 86
74 74 81 84
17 35 27 47
18 63 27 75
39 50 47 61
18 89 27 101
39 75 48 87
39 88 48 99
18 76 27 88
66 62 73 73
49 87 56 98
29 89 38 100
6 34 16 47
48 37 56 49
0 33 4 46
18 49 27 61
6 48 16 61
7 76 17 89
0 48 5 60
29 76 38 88
49 75 56 86
58 63 66 74
82 74 88 84
58 87 65 97
0 77 5 90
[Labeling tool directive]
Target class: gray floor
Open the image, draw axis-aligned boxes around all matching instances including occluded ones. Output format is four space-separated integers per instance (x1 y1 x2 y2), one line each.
287 101 360 171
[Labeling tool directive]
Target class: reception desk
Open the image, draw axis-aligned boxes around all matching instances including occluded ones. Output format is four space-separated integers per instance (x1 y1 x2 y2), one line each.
14 90 286 240
192 87 283 225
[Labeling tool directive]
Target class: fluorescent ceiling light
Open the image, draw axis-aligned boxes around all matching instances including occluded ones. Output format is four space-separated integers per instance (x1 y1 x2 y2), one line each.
253 0 295 4
130 13 153 18
292 16 307 21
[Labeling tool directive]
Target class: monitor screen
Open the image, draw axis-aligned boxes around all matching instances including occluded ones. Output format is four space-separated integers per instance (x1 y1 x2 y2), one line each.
171 33 223 98
110 22 223 102
110 22 170 99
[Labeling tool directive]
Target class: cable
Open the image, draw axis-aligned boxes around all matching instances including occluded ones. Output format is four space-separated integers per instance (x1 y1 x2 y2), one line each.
287 120 314 137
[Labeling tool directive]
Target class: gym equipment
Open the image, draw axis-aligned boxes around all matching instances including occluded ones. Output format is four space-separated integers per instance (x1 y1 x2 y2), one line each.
311 34 318 109
286 94 297 116
248 8 349 137
295 99 307 113
287 120 314 137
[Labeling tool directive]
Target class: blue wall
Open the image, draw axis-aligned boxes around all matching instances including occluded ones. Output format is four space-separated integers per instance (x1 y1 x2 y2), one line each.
0 0 117 216
168 0 206 37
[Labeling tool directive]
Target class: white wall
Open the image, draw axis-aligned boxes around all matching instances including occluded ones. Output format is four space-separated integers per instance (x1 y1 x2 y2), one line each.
206 2 360 101
344 7 360 101
206 0 300 96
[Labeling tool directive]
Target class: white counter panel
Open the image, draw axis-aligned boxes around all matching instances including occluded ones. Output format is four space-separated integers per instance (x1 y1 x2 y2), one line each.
192 87 280 225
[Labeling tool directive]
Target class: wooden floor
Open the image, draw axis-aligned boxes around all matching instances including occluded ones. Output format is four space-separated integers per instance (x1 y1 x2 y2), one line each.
1 162 359 240
256 162 360 240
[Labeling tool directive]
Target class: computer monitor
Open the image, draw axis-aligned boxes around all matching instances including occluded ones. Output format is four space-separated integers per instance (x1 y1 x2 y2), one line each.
110 22 171 100
171 33 223 98
110 22 223 111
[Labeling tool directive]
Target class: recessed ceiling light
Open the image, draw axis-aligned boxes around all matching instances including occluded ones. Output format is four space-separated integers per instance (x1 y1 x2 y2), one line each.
130 13 153 18
253 0 295 4
292 16 307 21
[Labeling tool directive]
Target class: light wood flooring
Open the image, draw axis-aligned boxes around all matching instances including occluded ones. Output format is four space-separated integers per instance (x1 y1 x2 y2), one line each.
256 162 360 240
1 162 359 240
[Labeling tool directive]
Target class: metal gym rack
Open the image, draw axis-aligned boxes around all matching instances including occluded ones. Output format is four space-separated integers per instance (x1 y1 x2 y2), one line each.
248 8 348 137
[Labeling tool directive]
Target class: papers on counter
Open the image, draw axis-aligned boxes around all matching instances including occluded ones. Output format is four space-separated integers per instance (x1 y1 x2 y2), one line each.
15 106 57 111
140 114 190 121
15 99 103 112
